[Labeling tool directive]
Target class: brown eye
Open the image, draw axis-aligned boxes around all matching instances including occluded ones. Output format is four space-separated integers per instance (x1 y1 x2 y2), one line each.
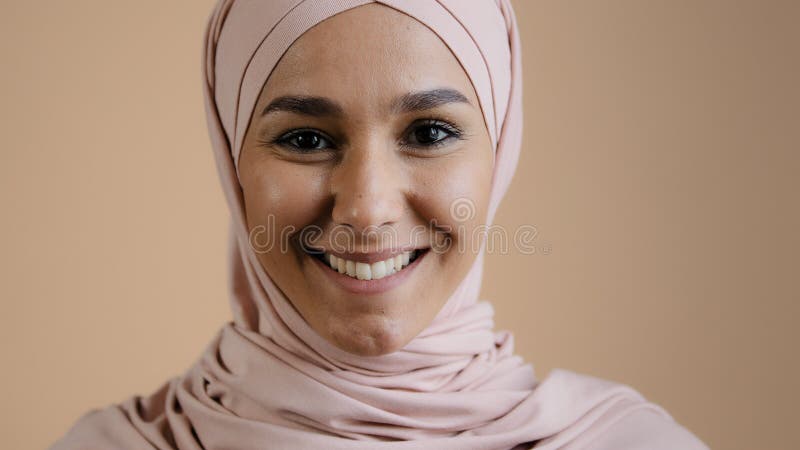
414 126 448 144
405 119 463 148
278 129 333 152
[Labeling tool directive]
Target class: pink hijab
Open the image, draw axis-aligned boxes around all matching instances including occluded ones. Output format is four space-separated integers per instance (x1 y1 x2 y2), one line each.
51 1 708 449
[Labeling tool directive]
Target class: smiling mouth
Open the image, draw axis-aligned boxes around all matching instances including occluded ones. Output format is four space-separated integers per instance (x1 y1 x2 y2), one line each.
306 248 427 280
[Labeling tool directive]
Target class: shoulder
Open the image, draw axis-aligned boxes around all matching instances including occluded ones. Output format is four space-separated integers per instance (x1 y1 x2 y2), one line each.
49 379 181 450
534 369 708 450
581 407 709 450
49 406 156 450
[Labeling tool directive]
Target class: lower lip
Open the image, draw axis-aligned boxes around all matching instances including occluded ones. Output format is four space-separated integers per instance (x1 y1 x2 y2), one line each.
308 250 427 295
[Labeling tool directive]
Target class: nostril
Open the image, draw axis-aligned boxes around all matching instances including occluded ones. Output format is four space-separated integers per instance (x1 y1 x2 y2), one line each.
333 193 404 226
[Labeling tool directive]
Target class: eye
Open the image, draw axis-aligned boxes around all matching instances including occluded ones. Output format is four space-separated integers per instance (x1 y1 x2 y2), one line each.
276 129 334 152
404 119 463 148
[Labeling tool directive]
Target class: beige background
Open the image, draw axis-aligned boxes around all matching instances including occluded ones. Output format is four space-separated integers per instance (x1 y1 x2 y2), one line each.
1 1 797 449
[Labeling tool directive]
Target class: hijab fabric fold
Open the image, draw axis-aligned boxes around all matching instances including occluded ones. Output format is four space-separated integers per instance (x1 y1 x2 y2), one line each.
51 1 699 449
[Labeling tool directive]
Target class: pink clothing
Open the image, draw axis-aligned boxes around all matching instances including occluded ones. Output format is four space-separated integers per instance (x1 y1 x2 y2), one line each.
51 1 708 449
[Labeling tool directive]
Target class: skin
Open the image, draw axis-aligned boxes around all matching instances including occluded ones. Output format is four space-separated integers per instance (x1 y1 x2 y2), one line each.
238 4 493 356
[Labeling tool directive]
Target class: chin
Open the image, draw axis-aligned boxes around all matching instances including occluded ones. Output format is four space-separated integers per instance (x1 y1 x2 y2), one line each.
325 314 411 356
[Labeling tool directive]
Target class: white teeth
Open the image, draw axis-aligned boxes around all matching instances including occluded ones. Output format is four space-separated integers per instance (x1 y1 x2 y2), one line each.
385 257 395 274
372 261 387 279
319 250 421 280
355 262 371 280
337 258 346 274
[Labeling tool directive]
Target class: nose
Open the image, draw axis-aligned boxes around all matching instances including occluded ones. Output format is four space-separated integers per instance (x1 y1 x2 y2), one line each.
330 139 404 235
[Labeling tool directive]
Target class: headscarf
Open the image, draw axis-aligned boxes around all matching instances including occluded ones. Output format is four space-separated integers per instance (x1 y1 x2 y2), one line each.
51 1 703 449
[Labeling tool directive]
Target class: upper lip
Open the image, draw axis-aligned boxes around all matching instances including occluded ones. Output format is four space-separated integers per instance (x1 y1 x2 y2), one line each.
307 246 428 264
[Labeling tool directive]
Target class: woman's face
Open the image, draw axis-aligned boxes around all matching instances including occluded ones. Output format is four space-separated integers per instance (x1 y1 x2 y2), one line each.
239 4 493 356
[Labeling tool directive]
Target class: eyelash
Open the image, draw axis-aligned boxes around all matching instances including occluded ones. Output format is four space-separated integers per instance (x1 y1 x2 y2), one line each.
263 119 465 154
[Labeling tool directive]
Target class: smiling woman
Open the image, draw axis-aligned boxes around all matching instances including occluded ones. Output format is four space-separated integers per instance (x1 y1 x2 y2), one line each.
237 8 493 357
48 1 708 449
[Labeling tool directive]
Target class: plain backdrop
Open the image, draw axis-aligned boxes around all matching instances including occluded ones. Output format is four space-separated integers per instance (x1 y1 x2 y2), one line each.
1 1 798 449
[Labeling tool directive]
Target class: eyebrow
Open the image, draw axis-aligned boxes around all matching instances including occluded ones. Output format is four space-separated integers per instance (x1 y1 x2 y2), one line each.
392 88 471 114
261 96 344 118
260 88 471 117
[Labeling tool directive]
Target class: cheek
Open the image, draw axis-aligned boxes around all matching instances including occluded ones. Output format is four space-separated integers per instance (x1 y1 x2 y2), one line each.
406 150 492 299
239 159 331 297
410 154 492 237
241 161 328 233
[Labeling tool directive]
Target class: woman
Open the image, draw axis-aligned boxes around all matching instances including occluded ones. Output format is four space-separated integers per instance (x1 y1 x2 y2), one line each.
52 1 708 449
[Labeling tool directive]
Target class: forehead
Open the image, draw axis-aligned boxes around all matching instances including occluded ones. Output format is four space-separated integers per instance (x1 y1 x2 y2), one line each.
260 3 480 111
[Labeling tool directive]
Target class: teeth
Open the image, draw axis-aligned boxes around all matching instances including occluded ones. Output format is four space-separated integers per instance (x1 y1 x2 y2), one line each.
355 262 371 280
385 257 395 274
336 257 346 274
320 250 420 280
372 261 387 279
